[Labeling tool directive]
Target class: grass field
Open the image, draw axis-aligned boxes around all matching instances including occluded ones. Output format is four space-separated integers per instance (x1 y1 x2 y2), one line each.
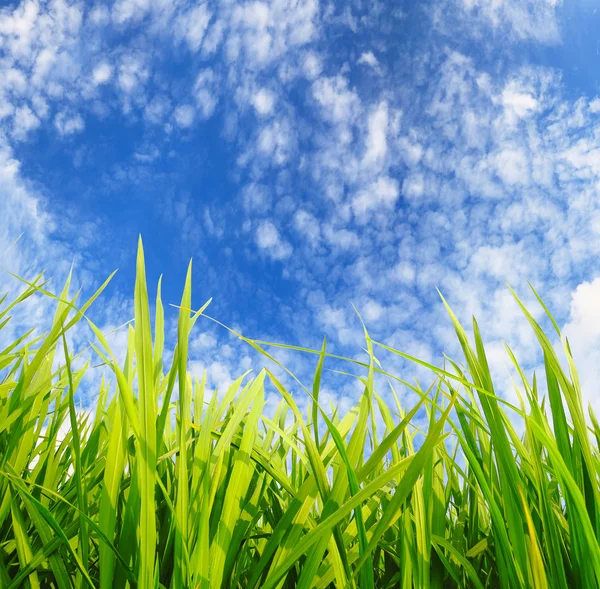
1 239 599 588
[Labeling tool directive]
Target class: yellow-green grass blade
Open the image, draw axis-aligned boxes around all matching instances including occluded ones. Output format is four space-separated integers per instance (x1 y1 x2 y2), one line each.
153 275 164 385
10 489 41 589
312 336 327 451
210 385 264 588
431 534 485 589
61 331 88 589
4 466 136 587
4 473 95 588
261 394 454 589
510 285 600 537
319 407 374 589
265 369 330 501
527 408 600 586
87 329 141 439
262 368 354 587
134 236 158 588
10 486 72 589
517 485 549 589
450 404 527 589
505 344 569 588
439 295 529 587
353 388 457 580
174 260 192 589
99 398 128 589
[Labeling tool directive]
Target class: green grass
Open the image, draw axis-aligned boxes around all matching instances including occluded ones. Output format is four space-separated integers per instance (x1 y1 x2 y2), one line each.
1 238 600 588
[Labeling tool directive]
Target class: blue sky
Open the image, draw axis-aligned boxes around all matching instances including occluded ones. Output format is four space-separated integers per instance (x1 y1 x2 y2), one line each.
1 0 600 413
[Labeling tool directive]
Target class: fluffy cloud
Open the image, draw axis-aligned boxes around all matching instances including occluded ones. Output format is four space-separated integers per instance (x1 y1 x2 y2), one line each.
563 277 600 411
175 3 212 52
352 176 400 216
12 105 40 139
357 51 381 72
363 102 389 164
294 209 321 245
54 111 85 135
92 62 112 85
173 104 195 128
255 220 293 260
312 75 361 124
252 88 276 117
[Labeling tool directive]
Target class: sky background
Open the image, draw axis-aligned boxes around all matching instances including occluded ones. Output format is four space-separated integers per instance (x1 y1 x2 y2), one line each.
1 0 600 415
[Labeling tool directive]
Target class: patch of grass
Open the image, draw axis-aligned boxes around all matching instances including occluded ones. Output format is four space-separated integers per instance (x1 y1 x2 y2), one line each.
0 238 599 588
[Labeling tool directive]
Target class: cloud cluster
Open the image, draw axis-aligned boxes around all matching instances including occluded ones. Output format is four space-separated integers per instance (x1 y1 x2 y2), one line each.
1 0 599 416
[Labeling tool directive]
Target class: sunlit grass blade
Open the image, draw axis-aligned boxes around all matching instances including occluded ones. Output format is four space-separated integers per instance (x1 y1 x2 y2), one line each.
134 236 158 588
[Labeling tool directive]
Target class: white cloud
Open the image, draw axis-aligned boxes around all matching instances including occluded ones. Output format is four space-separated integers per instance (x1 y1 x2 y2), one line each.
54 111 85 135
320 305 345 330
294 209 321 244
402 173 425 200
352 176 400 217
563 277 600 411
302 51 322 80
252 88 276 116
391 261 416 284
493 147 530 185
133 146 160 163
272 46 600 411
92 62 113 85
226 0 318 69
12 105 40 140
398 136 424 167
202 207 224 238
564 278 600 344
255 220 293 260
1 68 27 95
316 303 359 345
312 75 360 124
118 53 148 94
468 243 529 282
229 1 272 65
363 102 388 164
194 69 219 119
451 0 562 44
256 120 291 164
242 183 271 213
559 139 600 177
191 332 218 351
0 101 15 120
112 0 150 25
323 224 360 251
362 298 385 323
176 3 212 52
501 84 538 119
144 95 171 124
0 142 110 364
0 0 598 422
33 47 56 80
173 104 195 128
357 51 381 73
88 5 110 27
